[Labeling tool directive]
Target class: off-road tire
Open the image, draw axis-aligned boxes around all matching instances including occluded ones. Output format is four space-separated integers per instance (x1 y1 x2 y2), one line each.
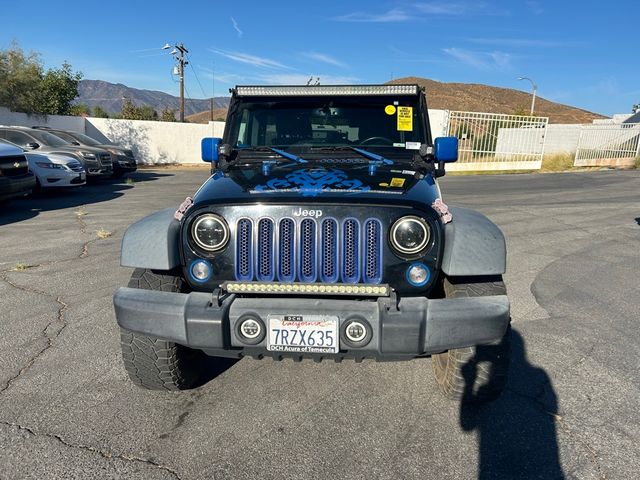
119 268 203 390
432 275 510 404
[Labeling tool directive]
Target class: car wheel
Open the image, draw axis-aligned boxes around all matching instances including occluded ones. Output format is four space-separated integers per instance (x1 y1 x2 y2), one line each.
119 268 204 391
431 275 510 404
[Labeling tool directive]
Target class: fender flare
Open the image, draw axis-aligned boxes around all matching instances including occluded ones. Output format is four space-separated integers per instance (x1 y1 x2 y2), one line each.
120 207 181 270
441 207 506 276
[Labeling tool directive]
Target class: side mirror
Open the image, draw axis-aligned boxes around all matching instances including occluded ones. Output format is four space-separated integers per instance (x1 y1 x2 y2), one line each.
201 137 221 163
433 136 458 163
25 142 40 150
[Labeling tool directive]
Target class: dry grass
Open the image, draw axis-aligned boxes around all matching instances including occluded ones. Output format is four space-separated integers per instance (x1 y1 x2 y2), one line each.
540 153 576 172
12 262 30 271
124 177 135 184
96 229 112 240
75 207 87 217
635 156 640 169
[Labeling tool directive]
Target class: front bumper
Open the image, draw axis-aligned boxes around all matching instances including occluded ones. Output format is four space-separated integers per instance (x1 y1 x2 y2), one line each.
34 168 86 188
113 157 137 174
0 174 36 200
113 288 510 360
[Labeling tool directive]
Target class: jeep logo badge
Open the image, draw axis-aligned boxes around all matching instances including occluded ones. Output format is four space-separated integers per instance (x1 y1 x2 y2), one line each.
293 208 323 218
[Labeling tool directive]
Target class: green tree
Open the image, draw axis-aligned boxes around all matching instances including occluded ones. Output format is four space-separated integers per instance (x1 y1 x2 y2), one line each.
0 42 43 113
70 103 90 116
160 107 177 122
0 42 82 115
37 62 82 115
633 103 639 114
120 97 158 120
92 105 109 118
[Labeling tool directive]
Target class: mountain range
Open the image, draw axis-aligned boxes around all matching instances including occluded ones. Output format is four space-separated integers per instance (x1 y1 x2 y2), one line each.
76 80 229 117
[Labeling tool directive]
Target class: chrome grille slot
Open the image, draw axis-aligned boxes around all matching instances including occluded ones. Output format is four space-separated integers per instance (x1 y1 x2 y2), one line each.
363 219 382 283
320 218 338 282
299 218 317 282
342 219 360 283
236 219 252 280
278 218 295 281
257 218 274 281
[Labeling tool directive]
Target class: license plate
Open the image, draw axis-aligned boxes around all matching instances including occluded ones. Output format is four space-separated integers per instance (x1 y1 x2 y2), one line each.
79 173 86 181
267 315 339 354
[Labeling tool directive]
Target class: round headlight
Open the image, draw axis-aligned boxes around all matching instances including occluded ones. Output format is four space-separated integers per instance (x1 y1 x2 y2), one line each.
191 214 229 251
390 216 430 255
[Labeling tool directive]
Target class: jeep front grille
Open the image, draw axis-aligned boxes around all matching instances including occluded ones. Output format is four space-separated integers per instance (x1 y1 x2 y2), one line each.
235 217 383 284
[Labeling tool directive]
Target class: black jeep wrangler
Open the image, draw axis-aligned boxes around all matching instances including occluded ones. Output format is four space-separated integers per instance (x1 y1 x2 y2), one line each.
114 84 510 403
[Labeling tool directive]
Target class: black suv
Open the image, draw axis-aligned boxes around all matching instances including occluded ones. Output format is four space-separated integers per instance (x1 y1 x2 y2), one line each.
32 127 137 178
0 126 113 178
0 142 36 203
113 84 510 403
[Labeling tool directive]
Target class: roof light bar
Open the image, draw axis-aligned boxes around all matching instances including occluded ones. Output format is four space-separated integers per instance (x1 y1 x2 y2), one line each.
223 281 390 296
234 85 419 97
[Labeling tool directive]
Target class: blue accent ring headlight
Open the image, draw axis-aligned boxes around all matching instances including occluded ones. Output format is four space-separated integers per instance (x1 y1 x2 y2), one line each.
189 259 212 283
406 262 430 287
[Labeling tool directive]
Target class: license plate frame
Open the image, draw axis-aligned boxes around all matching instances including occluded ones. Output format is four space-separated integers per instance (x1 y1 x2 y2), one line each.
267 315 339 354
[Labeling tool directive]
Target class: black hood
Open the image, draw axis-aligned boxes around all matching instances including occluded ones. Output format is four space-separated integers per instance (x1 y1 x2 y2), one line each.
192 160 441 208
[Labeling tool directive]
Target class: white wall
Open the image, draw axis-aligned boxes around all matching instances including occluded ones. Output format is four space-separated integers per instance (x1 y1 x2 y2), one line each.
427 109 447 138
0 106 85 132
542 124 583 154
85 117 225 164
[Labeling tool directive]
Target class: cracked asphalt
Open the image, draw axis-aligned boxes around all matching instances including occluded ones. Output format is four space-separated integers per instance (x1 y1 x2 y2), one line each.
0 169 638 480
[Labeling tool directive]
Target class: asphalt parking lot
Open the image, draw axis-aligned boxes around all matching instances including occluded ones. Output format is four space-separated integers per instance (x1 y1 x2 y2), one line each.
1 169 638 479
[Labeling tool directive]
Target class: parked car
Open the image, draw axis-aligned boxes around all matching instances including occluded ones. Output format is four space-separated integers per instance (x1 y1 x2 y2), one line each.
0 142 36 203
0 139 85 189
113 84 510 404
0 126 112 178
32 127 137 178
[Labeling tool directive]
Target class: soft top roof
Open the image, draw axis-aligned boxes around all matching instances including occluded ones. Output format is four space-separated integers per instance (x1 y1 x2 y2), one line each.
232 84 421 97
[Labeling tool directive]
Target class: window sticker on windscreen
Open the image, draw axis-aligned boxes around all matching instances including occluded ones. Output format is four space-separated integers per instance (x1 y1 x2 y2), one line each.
397 106 413 131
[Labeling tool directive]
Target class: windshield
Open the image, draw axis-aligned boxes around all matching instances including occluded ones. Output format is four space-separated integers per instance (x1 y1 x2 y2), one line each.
227 95 427 156
30 131 71 147
56 131 102 146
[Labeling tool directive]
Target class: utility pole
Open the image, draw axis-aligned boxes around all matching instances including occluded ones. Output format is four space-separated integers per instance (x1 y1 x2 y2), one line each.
163 42 189 122
518 76 537 116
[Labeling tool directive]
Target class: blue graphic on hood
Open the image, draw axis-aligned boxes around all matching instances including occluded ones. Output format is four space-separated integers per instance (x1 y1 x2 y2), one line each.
253 167 371 197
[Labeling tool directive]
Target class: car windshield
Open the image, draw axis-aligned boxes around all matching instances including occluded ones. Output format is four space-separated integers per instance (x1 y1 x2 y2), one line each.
227 95 427 158
30 130 71 147
66 131 103 146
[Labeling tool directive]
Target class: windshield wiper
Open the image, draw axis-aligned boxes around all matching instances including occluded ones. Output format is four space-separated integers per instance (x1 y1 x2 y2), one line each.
349 147 393 165
308 146 393 165
240 146 307 164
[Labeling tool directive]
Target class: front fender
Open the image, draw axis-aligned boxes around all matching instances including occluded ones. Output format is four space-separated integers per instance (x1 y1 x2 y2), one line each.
441 207 506 276
120 207 181 270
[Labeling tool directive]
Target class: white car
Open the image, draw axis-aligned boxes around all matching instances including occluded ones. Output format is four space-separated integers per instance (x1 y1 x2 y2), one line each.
26 151 86 188
0 139 86 188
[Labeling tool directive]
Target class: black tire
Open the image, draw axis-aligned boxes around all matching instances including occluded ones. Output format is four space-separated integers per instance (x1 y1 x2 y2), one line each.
119 268 203 391
432 275 510 404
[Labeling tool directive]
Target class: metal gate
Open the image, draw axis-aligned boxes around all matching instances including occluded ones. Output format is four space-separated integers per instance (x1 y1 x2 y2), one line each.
575 124 640 167
445 111 548 171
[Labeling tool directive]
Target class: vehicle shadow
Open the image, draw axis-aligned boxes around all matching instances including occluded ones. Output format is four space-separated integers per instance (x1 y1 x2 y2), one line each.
459 329 564 479
0 171 174 226
194 355 239 388
635 217 640 225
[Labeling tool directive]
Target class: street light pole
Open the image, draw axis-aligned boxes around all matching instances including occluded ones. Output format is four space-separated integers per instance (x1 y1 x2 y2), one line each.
163 42 189 122
518 76 537 116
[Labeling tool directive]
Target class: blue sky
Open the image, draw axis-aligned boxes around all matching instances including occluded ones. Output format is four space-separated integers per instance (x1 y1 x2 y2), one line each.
2 1 638 116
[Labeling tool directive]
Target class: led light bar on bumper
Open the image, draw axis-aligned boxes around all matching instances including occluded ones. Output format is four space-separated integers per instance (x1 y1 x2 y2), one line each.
234 85 419 96
223 282 390 296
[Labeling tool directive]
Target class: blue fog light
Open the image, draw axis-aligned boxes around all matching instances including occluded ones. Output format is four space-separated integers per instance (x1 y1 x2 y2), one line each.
406 263 430 287
190 259 212 282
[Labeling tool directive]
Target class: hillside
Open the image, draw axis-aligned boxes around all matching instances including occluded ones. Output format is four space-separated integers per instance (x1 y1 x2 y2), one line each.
76 80 230 116
186 108 230 123
388 77 604 124
184 77 605 124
